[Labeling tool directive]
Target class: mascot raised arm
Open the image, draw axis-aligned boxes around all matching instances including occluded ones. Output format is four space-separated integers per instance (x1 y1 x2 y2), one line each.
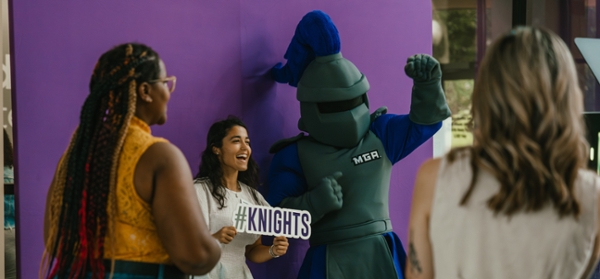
267 10 451 279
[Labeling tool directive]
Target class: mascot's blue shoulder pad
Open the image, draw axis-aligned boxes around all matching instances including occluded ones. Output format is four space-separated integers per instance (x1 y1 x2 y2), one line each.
269 133 306 154
370 106 388 123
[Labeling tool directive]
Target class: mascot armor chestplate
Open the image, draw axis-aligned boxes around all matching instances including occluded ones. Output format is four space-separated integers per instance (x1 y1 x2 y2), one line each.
297 130 392 246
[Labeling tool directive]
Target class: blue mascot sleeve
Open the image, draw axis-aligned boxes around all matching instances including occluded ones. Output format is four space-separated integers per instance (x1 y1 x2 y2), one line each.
267 143 307 206
370 113 442 165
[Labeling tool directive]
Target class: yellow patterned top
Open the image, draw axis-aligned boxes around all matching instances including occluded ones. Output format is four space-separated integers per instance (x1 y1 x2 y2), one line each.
104 116 170 263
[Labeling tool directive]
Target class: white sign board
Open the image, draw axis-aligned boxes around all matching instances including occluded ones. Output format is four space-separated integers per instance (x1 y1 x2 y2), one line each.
232 204 311 239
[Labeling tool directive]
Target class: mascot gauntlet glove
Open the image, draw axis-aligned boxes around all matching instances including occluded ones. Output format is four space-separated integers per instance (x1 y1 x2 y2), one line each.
404 54 452 124
281 172 343 222
279 172 343 223
309 172 343 217
281 171 343 223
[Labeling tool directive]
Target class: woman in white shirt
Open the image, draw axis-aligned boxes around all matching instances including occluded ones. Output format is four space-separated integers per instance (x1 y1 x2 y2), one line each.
194 116 289 279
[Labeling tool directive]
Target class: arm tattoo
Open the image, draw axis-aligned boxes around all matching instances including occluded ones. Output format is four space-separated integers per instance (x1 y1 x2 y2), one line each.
409 230 423 274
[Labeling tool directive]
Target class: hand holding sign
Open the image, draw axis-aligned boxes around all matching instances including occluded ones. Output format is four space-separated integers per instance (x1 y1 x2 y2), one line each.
213 226 237 244
271 236 289 257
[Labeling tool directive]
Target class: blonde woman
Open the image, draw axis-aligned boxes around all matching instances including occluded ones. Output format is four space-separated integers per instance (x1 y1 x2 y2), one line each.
406 27 600 279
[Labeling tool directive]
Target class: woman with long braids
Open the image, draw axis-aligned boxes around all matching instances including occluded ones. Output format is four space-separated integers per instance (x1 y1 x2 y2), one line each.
42 43 220 279
193 116 288 279
406 27 600 279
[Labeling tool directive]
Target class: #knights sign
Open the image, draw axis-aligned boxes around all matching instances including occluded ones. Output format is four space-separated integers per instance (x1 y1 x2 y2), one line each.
232 204 311 239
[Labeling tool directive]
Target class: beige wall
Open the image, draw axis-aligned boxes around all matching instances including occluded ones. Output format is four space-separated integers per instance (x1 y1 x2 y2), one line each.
2 0 10 141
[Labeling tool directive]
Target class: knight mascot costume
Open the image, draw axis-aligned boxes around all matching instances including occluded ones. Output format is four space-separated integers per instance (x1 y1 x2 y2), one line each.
267 10 451 279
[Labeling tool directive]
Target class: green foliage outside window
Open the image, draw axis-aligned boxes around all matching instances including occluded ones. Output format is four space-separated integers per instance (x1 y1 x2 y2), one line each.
433 9 477 147
435 9 477 63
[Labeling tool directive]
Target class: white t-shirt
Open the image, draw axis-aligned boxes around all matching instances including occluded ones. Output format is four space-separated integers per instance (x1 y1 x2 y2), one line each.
193 178 270 279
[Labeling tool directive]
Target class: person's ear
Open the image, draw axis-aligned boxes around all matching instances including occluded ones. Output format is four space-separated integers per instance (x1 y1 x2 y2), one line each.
137 82 153 103
212 146 220 155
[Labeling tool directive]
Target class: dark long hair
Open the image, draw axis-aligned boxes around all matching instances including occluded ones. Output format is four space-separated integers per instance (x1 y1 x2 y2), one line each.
195 116 260 209
42 43 161 279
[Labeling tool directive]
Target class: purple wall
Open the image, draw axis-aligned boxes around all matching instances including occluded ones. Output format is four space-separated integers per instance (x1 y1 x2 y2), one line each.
10 1 432 278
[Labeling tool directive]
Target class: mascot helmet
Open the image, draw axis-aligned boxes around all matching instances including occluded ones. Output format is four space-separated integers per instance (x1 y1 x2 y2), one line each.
297 53 371 147
271 10 373 147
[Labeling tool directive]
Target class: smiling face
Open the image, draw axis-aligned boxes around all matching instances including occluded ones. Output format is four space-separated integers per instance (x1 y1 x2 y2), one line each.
213 125 251 175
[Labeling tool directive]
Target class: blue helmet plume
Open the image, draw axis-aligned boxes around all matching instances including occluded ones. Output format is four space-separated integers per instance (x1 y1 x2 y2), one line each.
271 10 341 87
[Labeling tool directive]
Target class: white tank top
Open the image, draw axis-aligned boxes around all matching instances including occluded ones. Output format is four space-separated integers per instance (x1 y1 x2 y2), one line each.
430 150 599 279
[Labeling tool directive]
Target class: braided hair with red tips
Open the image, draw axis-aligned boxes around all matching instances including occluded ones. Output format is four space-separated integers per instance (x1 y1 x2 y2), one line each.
41 43 161 279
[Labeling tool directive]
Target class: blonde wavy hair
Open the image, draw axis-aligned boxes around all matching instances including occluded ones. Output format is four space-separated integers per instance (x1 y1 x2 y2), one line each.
449 26 589 218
